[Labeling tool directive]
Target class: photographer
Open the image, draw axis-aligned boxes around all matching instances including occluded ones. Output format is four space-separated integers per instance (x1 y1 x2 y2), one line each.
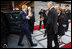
38 7 47 30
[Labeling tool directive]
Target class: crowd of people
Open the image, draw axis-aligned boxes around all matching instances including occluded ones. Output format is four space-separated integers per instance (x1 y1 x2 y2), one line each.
18 1 71 48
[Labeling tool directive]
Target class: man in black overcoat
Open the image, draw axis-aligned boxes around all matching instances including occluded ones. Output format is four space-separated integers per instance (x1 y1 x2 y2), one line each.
44 1 59 48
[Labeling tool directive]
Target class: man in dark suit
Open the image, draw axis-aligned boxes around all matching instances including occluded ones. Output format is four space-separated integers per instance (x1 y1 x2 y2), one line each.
18 5 37 47
64 5 71 32
44 1 59 48
38 7 47 30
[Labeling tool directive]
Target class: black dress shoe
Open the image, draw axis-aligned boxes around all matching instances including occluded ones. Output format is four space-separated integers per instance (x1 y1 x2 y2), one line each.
65 30 68 32
31 43 37 47
52 46 59 48
31 32 33 34
18 43 24 46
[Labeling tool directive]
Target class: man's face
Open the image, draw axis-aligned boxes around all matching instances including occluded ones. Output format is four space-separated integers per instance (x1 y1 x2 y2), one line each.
22 6 27 11
25 6 28 11
47 3 51 9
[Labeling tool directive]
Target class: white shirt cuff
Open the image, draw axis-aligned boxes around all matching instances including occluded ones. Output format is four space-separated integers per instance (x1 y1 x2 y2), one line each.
26 16 30 20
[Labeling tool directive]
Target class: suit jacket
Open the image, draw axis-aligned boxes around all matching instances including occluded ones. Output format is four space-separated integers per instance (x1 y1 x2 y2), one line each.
46 7 58 35
19 11 29 30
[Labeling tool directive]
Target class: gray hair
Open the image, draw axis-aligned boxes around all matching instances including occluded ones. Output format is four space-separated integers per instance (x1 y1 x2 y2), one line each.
22 5 27 8
48 1 54 6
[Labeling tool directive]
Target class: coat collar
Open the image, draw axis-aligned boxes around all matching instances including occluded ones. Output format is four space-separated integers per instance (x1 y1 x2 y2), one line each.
49 6 54 10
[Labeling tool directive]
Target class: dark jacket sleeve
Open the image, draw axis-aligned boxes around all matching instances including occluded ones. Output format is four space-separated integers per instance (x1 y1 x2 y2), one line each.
52 9 58 34
19 11 27 20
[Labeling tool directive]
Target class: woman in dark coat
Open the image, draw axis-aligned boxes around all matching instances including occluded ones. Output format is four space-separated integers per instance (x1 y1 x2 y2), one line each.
56 7 65 42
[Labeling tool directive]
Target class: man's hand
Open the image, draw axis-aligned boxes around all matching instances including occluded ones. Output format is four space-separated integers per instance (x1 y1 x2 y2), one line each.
57 23 59 26
40 17 44 21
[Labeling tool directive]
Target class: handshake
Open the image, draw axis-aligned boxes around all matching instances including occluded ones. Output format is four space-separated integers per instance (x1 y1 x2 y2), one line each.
28 7 33 17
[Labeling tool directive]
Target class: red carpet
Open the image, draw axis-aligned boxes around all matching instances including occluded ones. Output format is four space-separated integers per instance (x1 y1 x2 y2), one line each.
60 42 71 48
34 24 44 30
69 20 71 23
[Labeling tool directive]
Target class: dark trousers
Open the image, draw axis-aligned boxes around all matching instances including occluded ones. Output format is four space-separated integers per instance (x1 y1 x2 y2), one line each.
47 34 59 48
1 33 8 48
29 22 34 34
18 29 33 45
39 20 47 29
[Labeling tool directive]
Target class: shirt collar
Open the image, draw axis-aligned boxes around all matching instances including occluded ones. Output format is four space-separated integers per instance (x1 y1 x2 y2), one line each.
23 10 27 14
24 11 26 13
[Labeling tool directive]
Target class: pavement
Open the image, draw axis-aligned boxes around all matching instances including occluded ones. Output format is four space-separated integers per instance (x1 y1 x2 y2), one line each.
7 23 71 48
